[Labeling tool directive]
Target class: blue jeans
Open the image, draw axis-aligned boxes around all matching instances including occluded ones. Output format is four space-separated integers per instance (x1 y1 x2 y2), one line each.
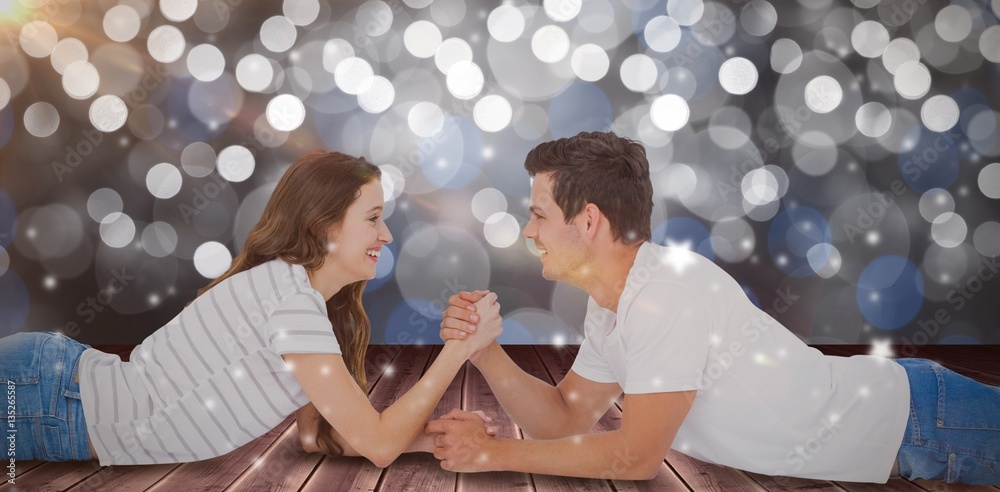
894 358 1000 485
2 331 93 461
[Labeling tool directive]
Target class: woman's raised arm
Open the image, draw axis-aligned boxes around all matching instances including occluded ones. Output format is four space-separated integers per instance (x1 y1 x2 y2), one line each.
283 293 501 468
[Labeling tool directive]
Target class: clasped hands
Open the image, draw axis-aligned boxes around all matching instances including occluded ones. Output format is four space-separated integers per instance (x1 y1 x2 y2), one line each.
425 290 504 472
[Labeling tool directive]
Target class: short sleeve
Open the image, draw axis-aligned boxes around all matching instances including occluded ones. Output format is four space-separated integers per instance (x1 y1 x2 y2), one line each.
266 291 342 355
620 283 710 394
569 300 618 384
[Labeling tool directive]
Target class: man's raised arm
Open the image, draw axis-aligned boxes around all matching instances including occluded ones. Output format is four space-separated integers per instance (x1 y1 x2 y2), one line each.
441 291 622 439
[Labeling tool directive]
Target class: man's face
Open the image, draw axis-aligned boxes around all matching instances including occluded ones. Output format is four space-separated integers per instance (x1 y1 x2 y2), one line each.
522 173 588 282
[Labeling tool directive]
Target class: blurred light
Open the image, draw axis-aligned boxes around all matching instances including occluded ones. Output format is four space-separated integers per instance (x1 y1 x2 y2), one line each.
446 60 484 99
100 212 136 248
881 38 920 75
236 54 274 92
283 0 320 26
146 163 183 199
193 241 232 279
920 95 959 132
487 5 524 42
181 142 217 177
531 25 570 63
0 246 7 277
187 44 226 82
979 163 1000 199
981 26 1000 63
334 57 374 95
804 76 842 114
160 0 197 22
856 255 923 330
404 20 442 58
407 102 445 137
89 95 128 132
217 145 255 182
740 0 776 36
24 102 59 137
435 38 473 75
930 212 967 248
357 1 393 37
669 0 704 26
934 6 972 43
266 93 306 130
645 16 681 52
322 39 355 73
0 78 8 110
918 189 955 222
620 54 657 92
142 222 178 258
571 44 609 82
148 26 185 63
103 5 140 43
544 0 581 22
50 38 88 74
711 217 755 263
357 76 395 113
471 188 508 222
484 212 520 248
855 102 892 138
893 61 930 99
87 188 123 222
719 57 757 95
851 21 889 58
62 61 99 99
649 94 689 132
20 21 58 58
260 16 297 53
473 95 512 132
973 221 1000 257
770 38 802 74
807 243 842 278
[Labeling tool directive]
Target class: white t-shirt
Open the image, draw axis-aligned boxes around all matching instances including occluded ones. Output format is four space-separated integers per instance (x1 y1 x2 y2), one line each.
571 242 910 483
79 259 341 465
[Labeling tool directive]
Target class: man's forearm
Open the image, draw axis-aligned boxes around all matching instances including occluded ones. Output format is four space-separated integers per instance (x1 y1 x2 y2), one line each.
488 430 659 480
473 342 573 438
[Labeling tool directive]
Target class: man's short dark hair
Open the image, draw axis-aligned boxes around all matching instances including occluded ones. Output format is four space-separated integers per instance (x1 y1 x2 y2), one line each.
524 131 653 244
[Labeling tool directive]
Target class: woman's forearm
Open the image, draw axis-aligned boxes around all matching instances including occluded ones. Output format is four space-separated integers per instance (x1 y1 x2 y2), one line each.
367 340 470 465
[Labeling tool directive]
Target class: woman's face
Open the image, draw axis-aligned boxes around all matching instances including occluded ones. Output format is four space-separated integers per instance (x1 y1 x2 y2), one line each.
325 180 393 282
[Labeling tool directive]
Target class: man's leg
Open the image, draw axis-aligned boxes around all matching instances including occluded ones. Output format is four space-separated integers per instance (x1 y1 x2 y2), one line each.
893 358 1000 485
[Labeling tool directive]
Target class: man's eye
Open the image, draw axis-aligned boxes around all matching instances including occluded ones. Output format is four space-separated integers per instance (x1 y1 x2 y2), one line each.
369 216 379 222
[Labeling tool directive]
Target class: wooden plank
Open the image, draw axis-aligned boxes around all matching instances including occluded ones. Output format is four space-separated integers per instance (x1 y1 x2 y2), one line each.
744 471 842 491
663 450 767 492
911 479 1000 491
224 419 324 492
501 346 612 492
10 460 43 477
379 345 464 492
532 346 689 492
64 464 179 491
0 461 105 492
300 346 403 492
148 346 402 492
835 478 928 491
459 346 534 492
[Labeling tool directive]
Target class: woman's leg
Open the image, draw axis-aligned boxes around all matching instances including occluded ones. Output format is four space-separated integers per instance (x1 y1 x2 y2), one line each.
1 331 93 462
893 358 1000 485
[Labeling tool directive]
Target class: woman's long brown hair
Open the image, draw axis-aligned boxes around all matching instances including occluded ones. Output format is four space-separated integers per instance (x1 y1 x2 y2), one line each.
193 150 380 457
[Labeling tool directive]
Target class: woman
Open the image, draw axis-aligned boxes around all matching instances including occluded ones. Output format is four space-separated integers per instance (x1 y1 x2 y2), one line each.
1 150 502 467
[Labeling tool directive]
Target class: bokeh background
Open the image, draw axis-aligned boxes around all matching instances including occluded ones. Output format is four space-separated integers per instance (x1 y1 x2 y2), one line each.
0 0 998 345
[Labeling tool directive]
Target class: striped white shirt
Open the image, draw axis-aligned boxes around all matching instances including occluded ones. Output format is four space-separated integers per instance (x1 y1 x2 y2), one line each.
78 259 341 465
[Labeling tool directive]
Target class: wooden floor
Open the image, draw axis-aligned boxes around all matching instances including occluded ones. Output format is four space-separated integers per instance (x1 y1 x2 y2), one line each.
4 345 1000 492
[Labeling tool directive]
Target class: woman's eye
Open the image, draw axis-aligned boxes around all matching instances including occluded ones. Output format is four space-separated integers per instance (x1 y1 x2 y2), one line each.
369 216 379 222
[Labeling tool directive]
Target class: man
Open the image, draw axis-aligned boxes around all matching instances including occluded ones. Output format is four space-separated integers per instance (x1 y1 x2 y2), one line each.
427 131 1000 485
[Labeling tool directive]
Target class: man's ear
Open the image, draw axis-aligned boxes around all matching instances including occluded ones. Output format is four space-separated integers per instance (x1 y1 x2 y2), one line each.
582 203 602 239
